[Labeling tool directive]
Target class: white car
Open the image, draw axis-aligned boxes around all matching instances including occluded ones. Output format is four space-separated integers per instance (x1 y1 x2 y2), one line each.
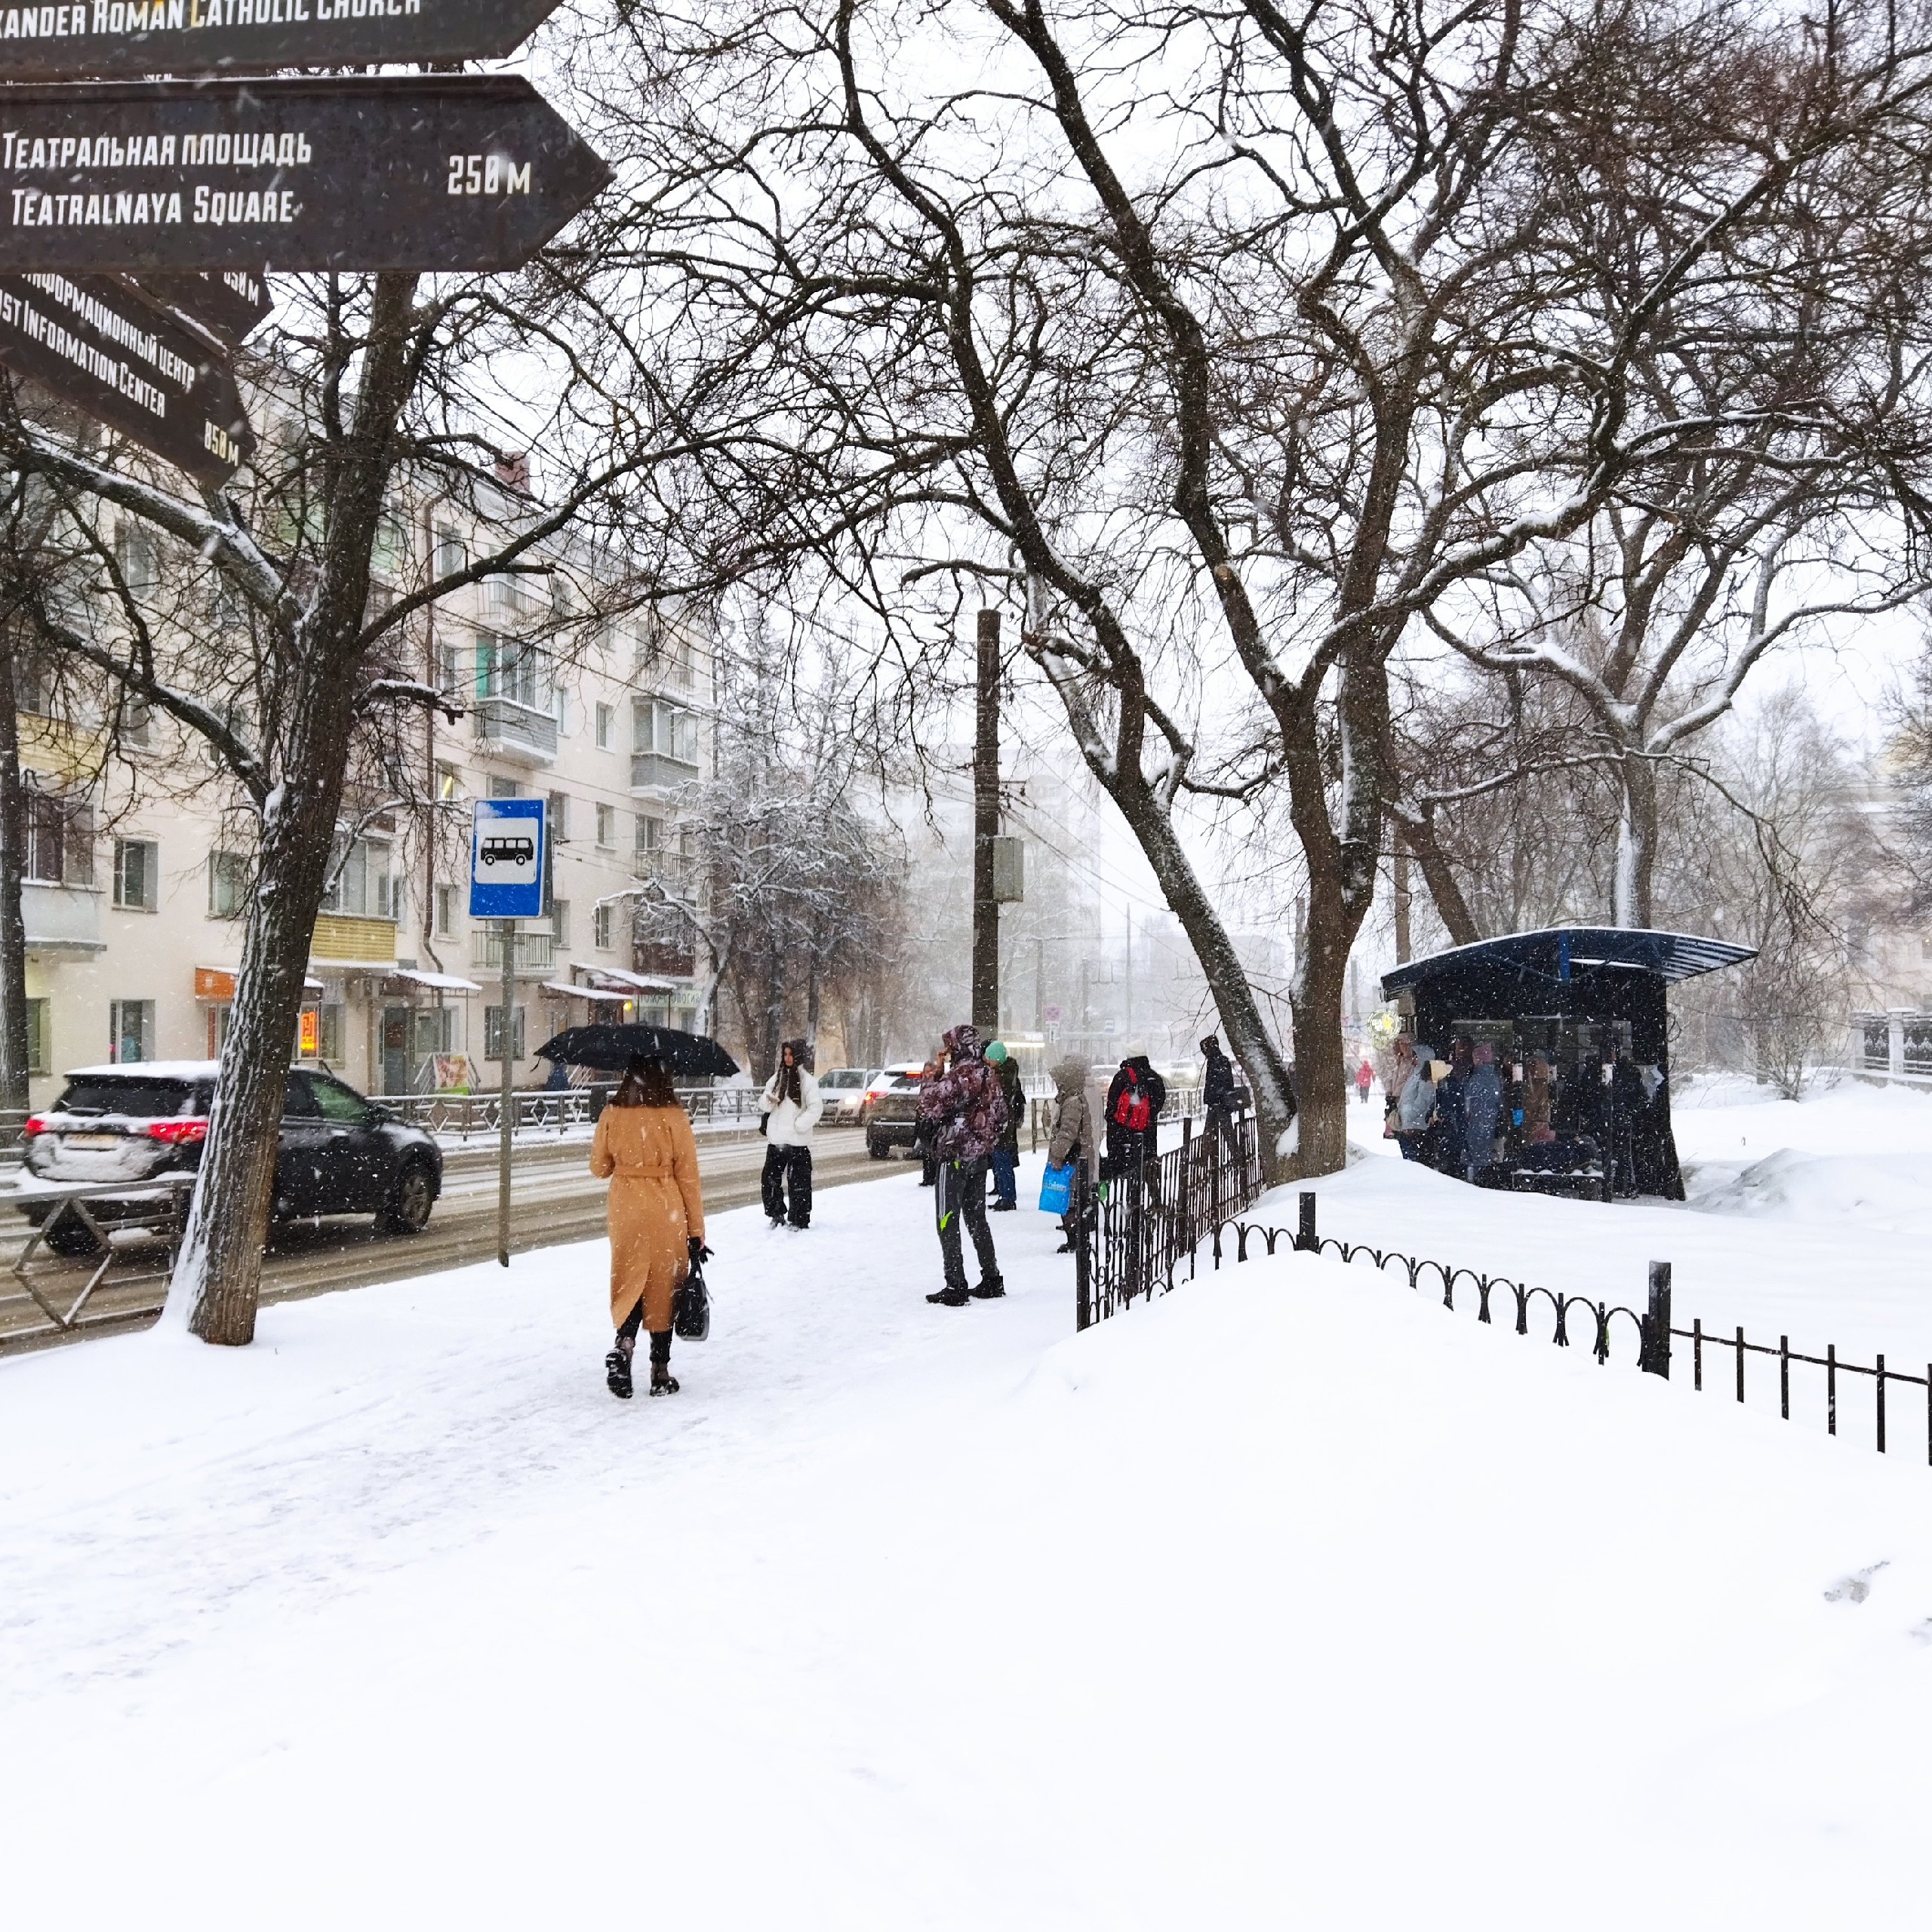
815 1067 872 1123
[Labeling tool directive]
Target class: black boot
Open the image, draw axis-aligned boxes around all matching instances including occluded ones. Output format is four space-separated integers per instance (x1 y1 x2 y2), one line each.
605 1345 634 1400
926 1286 971 1306
648 1331 679 1396
968 1276 1006 1299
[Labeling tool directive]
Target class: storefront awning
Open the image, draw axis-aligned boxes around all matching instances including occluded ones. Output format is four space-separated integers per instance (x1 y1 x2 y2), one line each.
567 962 679 993
386 968 483 994
541 981 633 1004
196 968 325 999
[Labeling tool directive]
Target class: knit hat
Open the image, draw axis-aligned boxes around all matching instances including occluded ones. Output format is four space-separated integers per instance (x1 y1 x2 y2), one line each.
985 1040 1009 1063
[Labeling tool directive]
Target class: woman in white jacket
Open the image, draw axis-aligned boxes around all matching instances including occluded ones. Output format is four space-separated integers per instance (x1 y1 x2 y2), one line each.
759 1038 823 1229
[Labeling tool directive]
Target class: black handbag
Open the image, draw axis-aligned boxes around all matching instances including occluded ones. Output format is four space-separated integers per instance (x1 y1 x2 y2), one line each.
673 1257 711 1341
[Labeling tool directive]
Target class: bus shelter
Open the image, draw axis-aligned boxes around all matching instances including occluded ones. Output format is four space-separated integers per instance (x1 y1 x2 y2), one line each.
1380 928 1756 1200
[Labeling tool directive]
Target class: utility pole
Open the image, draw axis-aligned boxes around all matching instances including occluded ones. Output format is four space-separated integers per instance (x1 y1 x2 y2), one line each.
971 607 1000 1034
0 624 30 1114
497 918 515 1267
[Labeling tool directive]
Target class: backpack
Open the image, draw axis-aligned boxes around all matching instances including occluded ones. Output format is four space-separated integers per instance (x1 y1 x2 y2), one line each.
1111 1069 1153 1134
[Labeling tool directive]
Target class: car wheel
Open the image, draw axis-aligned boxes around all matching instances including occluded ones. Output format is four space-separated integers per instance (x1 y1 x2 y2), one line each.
43 1217 103 1258
379 1161 436 1235
866 1136 889 1160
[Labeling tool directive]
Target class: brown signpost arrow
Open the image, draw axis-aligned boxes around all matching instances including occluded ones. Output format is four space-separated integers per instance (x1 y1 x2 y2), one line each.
0 0 568 82
0 75 611 274
137 268 272 344
0 269 253 485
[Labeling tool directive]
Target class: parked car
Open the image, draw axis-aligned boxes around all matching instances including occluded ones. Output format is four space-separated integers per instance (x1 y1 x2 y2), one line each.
815 1066 872 1124
20 1063 444 1255
864 1072 931 1159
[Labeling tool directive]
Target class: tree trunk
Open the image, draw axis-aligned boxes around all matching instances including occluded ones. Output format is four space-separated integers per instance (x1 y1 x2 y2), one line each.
1392 833 1412 965
804 955 821 1059
1106 780 1297 1183
0 623 32 1113
1396 810 1481 947
1613 752 1657 928
171 272 423 1346
1287 867 1352 1177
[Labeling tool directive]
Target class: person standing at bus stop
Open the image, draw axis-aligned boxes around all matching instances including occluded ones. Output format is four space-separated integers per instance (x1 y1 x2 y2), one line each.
591 1054 707 1399
986 1040 1025 1211
918 1024 1008 1305
759 1038 822 1229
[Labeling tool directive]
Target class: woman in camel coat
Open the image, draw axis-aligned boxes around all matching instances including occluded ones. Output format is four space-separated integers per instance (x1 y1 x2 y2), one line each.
589 1054 706 1399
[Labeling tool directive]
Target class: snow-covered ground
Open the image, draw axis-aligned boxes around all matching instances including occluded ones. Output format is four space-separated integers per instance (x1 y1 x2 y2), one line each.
5 1099 1932 1926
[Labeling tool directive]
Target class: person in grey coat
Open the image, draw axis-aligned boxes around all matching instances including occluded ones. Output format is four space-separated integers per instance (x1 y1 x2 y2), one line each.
1461 1041 1506 1182
1046 1055 1098 1254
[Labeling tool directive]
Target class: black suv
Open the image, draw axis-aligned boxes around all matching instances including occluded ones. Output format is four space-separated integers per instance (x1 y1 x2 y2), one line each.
21 1062 443 1254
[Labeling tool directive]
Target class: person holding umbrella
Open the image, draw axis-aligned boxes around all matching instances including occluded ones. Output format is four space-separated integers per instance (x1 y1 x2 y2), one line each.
759 1038 822 1229
588 1053 708 1399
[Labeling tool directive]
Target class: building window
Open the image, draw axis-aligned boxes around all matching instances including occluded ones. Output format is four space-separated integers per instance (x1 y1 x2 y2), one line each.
595 802 615 848
434 523 466 580
435 641 463 694
593 901 615 950
320 838 394 919
489 775 520 800
109 999 154 1064
318 1004 345 1063
25 998 48 1075
23 786 93 886
208 850 249 918
672 635 696 690
551 898 571 948
484 1004 526 1062
546 789 568 842
636 814 663 864
436 762 462 801
476 630 548 709
633 698 698 764
113 838 159 912
122 694 152 746
595 702 614 749
435 884 457 939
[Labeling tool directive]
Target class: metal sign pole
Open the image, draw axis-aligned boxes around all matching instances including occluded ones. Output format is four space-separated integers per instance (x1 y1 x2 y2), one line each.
499 918 515 1268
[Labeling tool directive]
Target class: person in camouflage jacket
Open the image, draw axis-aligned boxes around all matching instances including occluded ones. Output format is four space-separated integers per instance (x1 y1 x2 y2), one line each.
918 1023 1008 1163
917 1023 1008 1303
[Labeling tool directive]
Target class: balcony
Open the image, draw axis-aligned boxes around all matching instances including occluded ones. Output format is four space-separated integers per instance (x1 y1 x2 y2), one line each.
23 881 103 955
311 913 398 965
630 751 700 794
475 697 558 767
470 928 557 975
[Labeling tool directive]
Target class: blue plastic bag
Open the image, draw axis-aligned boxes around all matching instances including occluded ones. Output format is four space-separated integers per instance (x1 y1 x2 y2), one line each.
1038 1161 1075 1215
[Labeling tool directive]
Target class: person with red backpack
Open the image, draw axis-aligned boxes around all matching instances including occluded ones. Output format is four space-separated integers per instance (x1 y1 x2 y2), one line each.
1103 1051 1168 1178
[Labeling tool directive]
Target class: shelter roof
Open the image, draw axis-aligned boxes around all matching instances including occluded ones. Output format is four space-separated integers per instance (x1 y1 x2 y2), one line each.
1380 927 1757 999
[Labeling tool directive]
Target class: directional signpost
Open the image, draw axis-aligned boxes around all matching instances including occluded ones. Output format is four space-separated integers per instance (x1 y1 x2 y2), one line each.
0 77 612 273
0 269 253 482
137 269 272 344
0 0 607 486
471 797 546 1267
0 0 568 82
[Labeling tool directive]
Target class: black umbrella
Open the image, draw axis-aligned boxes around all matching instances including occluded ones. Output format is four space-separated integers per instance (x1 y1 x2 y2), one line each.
534 1023 739 1079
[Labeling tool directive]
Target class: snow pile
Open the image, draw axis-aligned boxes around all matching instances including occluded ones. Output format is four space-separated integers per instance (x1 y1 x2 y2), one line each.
4 1164 1931 1926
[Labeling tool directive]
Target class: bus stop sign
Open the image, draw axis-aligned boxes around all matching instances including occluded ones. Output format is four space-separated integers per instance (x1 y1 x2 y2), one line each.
469 797 545 921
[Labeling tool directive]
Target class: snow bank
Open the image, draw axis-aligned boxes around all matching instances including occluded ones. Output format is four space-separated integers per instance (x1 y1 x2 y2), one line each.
3 1164 1930 1926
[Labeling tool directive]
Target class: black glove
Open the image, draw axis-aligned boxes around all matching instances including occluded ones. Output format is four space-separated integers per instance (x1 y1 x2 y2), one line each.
688 1237 712 1266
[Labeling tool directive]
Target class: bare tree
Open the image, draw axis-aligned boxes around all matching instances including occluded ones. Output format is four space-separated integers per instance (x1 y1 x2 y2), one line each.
583 0 1932 1175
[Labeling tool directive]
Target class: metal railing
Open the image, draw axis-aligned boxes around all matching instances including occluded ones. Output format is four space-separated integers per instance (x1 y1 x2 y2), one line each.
1203 1194 1932 1468
379 1082 762 1140
1074 1106 1263 1329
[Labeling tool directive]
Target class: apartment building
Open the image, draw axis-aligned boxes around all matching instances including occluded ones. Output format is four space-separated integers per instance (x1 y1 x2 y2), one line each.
16 485 712 1107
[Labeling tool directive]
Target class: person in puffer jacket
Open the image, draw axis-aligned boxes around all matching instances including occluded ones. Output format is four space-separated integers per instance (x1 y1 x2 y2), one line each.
915 1023 1008 1305
759 1038 823 1229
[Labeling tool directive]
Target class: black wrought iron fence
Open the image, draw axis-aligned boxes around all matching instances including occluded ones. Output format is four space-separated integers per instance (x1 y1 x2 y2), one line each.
1205 1194 1931 1467
1074 1107 1263 1329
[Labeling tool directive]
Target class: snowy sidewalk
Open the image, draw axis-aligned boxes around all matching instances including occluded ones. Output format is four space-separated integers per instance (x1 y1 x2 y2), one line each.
4 1149 1931 1926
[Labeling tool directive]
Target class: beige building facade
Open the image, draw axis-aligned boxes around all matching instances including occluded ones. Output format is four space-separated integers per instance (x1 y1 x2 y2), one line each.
17 490 712 1109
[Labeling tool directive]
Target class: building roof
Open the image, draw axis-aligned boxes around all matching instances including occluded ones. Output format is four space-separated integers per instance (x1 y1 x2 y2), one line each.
1380 927 1758 998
